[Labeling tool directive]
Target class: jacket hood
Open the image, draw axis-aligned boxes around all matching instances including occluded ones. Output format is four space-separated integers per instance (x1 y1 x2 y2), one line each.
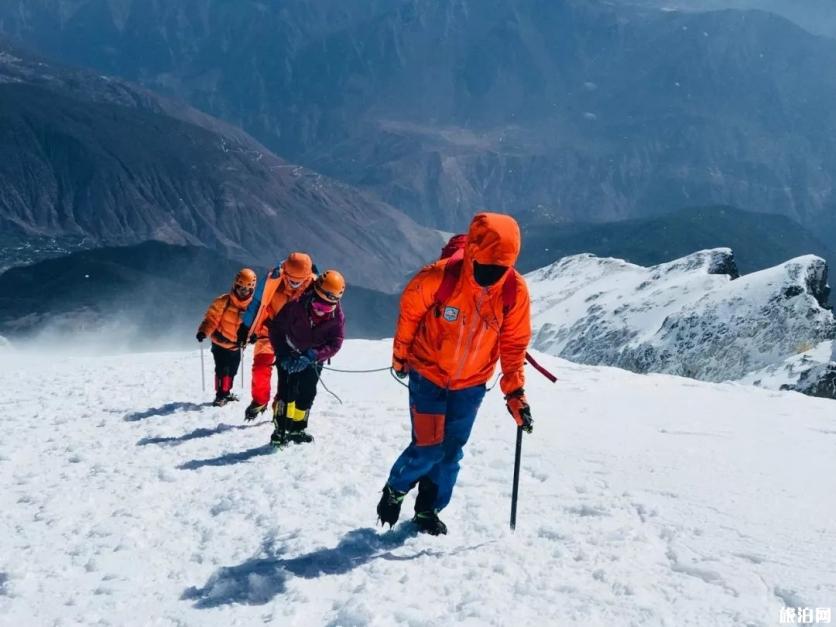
465 213 521 269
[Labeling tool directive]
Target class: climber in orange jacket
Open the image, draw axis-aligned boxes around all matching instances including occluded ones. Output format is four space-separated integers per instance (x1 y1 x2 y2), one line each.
377 212 533 535
238 252 316 420
197 268 256 406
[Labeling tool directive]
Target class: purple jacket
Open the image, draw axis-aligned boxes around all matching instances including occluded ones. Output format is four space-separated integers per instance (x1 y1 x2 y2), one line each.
268 291 345 362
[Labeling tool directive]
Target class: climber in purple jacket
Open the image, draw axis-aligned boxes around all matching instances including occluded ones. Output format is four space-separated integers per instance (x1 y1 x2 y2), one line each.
267 270 346 446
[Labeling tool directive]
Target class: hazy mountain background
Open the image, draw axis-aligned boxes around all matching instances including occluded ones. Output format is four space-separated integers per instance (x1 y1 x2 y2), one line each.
2 0 835 244
612 0 836 39
517 205 836 278
0 241 401 348
3 206 830 349
1 0 835 346
0 41 442 292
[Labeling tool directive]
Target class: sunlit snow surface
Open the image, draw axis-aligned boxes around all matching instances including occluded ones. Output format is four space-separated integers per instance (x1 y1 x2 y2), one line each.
0 340 834 626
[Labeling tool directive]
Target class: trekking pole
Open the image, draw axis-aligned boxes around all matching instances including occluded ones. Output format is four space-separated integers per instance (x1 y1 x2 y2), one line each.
510 426 523 531
240 348 246 390
200 343 206 392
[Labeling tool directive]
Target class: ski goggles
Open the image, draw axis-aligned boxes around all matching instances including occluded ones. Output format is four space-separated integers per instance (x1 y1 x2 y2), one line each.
311 299 336 315
317 288 341 303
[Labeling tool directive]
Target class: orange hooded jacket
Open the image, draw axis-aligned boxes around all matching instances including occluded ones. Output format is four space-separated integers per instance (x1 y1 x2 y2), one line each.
249 269 316 340
199 291 253 350
393 213 531 395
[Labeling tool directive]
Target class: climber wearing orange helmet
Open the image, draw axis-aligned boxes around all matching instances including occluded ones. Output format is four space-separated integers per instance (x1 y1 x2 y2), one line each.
238 253 317 421
377 213 532 535
267 270 346 446
196 268 257 406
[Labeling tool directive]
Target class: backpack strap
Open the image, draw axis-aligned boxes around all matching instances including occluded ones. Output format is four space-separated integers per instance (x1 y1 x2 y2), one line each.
501 271 517 315
433 257 463 316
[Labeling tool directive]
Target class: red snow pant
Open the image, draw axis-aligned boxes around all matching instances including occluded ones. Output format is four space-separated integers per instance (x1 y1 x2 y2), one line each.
250 338 275 406
211 343 241 397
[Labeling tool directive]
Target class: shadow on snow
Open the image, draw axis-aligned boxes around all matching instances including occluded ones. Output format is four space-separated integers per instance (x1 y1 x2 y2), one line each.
138 420 270 447
123 401 213 422
182 526 432 608
177 444 276 470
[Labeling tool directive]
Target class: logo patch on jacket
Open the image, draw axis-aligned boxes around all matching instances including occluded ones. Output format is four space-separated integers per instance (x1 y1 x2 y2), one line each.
443 306 459 322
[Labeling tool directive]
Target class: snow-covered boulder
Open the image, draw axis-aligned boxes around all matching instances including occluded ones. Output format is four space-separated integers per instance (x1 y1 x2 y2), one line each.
529 249 836 396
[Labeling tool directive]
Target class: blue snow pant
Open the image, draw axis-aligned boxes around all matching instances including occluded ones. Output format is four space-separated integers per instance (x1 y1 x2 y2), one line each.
386 371 487 512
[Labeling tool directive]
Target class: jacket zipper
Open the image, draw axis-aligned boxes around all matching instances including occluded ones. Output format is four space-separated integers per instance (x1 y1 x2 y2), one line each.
453 289 487 383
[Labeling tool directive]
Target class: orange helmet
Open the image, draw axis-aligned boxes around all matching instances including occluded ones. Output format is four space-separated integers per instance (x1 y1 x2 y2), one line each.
233 268 257 296
283 252 313 288
314 270 345 303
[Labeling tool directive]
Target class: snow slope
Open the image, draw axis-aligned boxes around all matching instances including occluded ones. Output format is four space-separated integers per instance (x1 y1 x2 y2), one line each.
1 340 834 626
529 250 835 392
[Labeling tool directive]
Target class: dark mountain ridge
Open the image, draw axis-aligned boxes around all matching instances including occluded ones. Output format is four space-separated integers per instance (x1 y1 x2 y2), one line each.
518 206 836 293
3 0 835 239
0 41 443 292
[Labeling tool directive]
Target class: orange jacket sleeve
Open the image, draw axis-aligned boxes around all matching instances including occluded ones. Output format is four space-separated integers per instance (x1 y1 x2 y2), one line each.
498 272 531 395
265 289 290 322
198 295 227 337
393 264 443 363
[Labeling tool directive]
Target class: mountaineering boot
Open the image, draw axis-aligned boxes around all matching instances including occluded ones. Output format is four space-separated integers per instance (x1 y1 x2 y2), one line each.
414 477 439 515
244 401 267 421
270 401 287 447
213 392 239 407
376 484 406 528
412 510 448 536
269 428 287 448
213 394 229 407
286 430 314 444
412 477 446 534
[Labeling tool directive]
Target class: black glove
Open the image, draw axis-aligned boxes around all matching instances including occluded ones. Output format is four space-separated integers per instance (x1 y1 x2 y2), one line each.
505 388 533 434
236 324 250 348
392 356 408 379
196 331 206 342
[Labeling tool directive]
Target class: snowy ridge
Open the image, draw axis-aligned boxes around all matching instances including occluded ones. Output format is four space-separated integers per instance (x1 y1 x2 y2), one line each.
529 249 836 395
740 340 836 398
0 340 834 625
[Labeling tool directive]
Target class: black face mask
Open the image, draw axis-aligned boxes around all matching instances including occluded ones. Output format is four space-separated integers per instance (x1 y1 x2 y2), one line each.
473 261 508 287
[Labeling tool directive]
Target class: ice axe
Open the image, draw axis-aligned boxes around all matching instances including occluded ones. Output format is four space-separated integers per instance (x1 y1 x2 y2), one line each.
510 426 523 531
511 355 556 531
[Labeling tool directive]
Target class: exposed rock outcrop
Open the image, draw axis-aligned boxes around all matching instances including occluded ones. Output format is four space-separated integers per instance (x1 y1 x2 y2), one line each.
528 249 836 398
